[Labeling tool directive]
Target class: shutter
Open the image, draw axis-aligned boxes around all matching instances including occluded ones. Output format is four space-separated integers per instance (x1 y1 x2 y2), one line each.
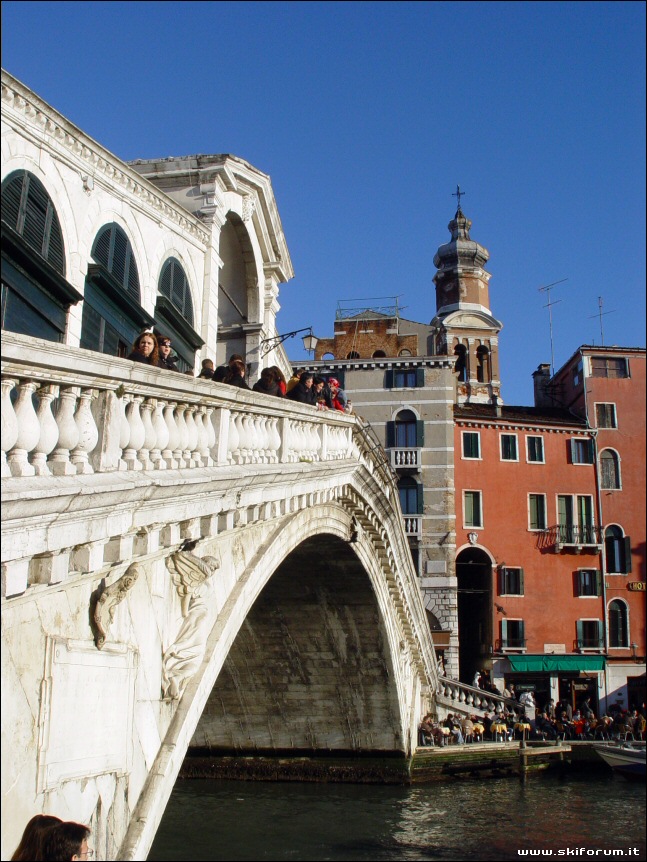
111 227 128 287
518 568 525 596
594 570 602 597
569 439 576 463
416 420 424 447
576 620 583 648
417 482 424 515
501 619 508 647
498 567 505 595
416 367 425 387
385 369 394 389
2 172 24 229
47 213 65 275
92 226 112 267
519 620 525 644
22 176 48 256
160 260 173 299
385 421 395 448
623 537 632 573
595 620 603 648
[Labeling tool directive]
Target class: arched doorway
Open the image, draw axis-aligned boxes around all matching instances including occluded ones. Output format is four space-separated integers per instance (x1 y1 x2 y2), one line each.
456 546 493 684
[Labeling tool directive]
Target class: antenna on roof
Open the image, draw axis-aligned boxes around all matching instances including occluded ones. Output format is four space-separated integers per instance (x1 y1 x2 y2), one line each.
588 296 616 347
538 278 568 376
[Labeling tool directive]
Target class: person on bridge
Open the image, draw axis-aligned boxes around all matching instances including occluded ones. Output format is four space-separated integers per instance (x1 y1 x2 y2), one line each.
156 335 181 372
287 371 316 404
11 814 62 860
41 821 92 861
223 359 251 390
127 330 159 366
253 367 283 398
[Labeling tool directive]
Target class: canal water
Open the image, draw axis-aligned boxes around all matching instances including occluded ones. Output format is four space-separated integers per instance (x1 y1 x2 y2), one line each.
148 771 646 861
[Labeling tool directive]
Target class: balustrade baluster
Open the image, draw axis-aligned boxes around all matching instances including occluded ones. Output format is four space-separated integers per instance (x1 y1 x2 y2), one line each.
162 401 179 469
151 400 168 469
31 384 60 475
203 406 216 465
174 404 189 468
117 394 131 471
50 386 80 474
138 399 156 470
7 380 40 476
227 411 240 464
1 378 19 477
268 417 280 463
123 396 145 471
184 405 201 467
195 407 211 466
70 388 99 473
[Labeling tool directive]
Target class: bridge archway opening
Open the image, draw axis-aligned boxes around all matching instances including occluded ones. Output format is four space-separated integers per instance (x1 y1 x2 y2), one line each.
456 546 493 685
189 534 404 756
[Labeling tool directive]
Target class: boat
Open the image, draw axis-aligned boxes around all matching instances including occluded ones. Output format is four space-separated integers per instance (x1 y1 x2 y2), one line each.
594 743 646 780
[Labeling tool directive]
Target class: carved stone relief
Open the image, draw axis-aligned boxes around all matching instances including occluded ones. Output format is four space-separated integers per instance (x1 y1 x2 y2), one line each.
91 563 141 650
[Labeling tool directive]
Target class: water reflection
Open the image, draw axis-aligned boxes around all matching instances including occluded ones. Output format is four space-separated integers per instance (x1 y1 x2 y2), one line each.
148 773 646 861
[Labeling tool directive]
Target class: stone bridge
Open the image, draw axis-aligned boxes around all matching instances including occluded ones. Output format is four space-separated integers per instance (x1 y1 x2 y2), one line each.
1 332 439 861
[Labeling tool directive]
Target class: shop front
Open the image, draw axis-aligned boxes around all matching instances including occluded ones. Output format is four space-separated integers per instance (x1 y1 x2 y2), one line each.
494 654 605 713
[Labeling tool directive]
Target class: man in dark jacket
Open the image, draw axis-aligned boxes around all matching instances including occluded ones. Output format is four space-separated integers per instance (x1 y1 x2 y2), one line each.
157 336 180 371
287 371 315 405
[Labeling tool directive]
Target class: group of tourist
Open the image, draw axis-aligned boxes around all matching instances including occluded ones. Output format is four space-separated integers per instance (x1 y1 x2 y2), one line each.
125 334 352 413
11 815 91 861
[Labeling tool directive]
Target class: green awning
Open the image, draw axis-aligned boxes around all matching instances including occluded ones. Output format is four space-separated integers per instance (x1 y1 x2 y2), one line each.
506 655 606 673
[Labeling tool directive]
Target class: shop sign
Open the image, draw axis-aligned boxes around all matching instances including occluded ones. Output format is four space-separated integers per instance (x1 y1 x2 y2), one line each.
627 582 646 591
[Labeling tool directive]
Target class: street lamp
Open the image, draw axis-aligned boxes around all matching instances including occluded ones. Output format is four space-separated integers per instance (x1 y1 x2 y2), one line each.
259 327 318 358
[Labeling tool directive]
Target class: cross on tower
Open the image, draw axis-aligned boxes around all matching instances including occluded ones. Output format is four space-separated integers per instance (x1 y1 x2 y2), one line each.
452 184 466 211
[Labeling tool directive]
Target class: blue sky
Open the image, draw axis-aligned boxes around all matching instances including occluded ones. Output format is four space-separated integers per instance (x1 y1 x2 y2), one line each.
2 1 645 404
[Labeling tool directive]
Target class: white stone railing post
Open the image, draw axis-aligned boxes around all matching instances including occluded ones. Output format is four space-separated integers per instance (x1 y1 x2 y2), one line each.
138 398 156 470
175 403 189 468
31 384 59 476
1 377 19 477
123 396 145 471
70 388 99 474
7 379 40 477
162 401 179 469
150 399 168 470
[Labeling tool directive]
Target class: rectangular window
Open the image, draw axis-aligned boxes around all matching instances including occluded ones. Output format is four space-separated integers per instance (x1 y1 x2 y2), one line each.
500 567 524 596
577 620 604 649
500 434 518 461
526 436 545 463
591 357 629 379
528 494 547 530
570 438 594 464
464 491 483 528
394 369 417 388
595 403 617 429
576 569 602 597
462 431 481 459
501 619 525 649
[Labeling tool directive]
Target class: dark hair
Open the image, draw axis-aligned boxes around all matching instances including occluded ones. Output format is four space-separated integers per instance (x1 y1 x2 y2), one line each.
132 331 159 365
201 359 214 369
270 366 286 385
228 353 244 363
224 359 246 383
41 821 90 862
260 367 277 383
11 815 63 861
300 371 314 382
313 376 325 385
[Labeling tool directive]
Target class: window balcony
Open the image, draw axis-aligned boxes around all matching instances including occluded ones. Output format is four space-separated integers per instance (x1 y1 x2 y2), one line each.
497 638 527 652
402 516 422 537
576 639 605 652
389 447 421 470
541 524 604 553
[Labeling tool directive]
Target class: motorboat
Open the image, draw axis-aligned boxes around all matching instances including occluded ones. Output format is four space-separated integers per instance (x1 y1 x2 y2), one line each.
594 743 646 779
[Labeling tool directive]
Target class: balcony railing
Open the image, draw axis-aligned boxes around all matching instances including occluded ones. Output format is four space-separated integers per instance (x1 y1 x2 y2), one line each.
541 524 604 552
498 638 527 651
576 639 605 651
389 447 421 469
403 516 421 537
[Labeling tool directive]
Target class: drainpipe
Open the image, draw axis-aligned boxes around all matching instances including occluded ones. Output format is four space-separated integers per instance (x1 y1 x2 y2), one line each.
580 351 609 710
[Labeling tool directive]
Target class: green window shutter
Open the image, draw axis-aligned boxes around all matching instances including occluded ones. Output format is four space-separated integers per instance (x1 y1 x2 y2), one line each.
416 420 424 447
385 369 394 389
417 483 424 515
576 620 583 647
416 367 425 387
499 567 506 595
519 620 525 642
594 570 602 597
595 620 603 647
386 421 395 448
623 537 632 573
501 619 508 646
519 568 525 596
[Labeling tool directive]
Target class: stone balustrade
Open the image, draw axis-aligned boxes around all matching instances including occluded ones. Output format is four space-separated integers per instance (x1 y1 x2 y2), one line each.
1 333 356 479
436 676 517 718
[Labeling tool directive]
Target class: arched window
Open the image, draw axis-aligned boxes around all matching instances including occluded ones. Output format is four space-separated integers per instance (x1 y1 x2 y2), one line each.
154 257 203 373
454 344 467 381
394 409 418 448
91 223 140 300
80 222 153 358
372 350 386 358
1 170 80 342
608 600 629 648
600 449 621 489
398 476 421 515
2 170 65 273
476 345 490 383
399 348 412 357
347 351 360 359
605 525 631 574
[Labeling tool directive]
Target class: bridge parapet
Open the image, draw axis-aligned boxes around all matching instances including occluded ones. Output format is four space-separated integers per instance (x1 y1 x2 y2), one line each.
436 676 516 719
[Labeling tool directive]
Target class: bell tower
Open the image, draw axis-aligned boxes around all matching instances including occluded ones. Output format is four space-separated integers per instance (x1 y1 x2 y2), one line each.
431 197 503 405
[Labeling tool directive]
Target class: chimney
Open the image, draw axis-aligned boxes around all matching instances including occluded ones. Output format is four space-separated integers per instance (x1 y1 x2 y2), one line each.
492 394 502 418
533 364 552 408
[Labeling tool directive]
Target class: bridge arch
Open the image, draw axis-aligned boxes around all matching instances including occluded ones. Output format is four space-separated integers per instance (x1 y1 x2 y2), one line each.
119 498 428 860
